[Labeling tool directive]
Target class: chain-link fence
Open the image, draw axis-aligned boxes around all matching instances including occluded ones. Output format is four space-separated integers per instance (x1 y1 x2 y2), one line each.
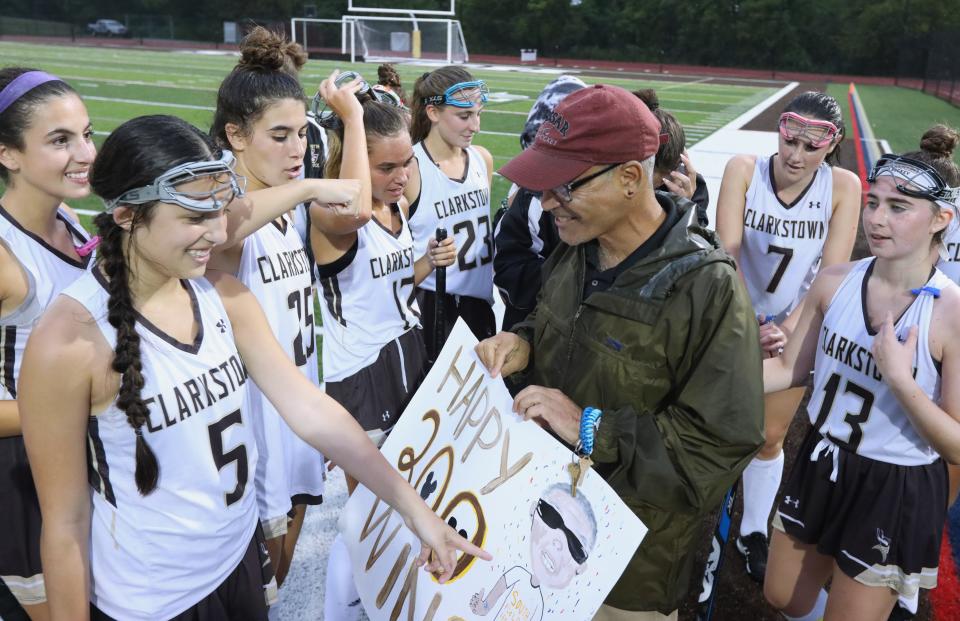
896 30 960 107
0 15 74 37
0 14 291 45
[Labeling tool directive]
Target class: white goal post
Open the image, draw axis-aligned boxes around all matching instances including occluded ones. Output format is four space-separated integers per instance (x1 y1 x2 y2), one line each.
291 15 468 64
346 0 456 16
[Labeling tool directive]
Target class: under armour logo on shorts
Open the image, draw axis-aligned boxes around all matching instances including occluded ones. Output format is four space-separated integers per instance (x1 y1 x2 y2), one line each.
873 529 891 563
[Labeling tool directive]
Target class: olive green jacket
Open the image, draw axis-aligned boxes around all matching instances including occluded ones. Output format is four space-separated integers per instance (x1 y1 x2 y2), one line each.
515 195 764 613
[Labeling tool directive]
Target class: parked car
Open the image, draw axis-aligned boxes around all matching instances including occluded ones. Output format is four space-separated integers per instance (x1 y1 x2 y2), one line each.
87 19 128 37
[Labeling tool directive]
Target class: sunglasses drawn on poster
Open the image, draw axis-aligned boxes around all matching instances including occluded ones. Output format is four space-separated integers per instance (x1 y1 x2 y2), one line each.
470 483 598 621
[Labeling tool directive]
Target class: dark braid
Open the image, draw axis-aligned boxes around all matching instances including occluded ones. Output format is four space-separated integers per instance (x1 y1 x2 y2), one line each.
89 114 217 495
93 210 159 494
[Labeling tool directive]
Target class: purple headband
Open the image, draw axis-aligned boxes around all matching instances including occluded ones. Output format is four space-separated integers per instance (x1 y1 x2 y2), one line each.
0 71 61 116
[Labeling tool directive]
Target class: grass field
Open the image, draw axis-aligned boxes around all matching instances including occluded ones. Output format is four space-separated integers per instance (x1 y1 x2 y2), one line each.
0 40 780 226
827 83 960 154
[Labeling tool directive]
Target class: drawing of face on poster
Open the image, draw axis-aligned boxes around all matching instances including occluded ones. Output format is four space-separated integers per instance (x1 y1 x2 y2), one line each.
529 484 597 590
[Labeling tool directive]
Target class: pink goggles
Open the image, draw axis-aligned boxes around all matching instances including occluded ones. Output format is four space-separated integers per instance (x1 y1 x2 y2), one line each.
778 112 839 148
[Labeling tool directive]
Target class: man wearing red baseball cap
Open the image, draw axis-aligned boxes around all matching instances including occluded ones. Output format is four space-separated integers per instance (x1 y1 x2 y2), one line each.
477 84 764 620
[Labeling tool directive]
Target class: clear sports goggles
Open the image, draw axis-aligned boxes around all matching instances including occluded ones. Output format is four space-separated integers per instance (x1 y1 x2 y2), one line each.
104 150 245 213
311 71 405 120
421 80 488 108
778 112 840 148
868 153 960 208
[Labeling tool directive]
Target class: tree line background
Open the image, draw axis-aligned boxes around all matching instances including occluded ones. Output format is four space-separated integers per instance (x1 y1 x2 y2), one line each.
4 0 960 77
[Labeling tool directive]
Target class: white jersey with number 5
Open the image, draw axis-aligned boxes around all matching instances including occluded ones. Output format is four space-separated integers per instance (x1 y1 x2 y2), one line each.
806 258 949 465
317 205 421 382
740 156 833 320
410 142 493 302
63 271 257 621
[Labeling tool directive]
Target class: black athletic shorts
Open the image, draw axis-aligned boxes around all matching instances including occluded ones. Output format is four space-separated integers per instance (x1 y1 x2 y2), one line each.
325 327 427 447
90 525 276 620
772 428 948 598
0 435 44 606
416 289 495 362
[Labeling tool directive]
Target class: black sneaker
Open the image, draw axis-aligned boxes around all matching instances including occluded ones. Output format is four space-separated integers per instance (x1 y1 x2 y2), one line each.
735 532 769 583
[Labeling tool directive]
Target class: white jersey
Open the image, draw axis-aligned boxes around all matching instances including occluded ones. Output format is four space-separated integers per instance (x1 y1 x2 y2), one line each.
937 225 960 284
63 271 257 620
806 258 949 465
236 215 324 530
739 156 834 320
0 206 91 400
410 142 493 302
317 205 420 381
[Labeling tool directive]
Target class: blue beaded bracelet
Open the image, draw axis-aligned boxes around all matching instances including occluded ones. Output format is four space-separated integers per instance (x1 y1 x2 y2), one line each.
578 407 602 456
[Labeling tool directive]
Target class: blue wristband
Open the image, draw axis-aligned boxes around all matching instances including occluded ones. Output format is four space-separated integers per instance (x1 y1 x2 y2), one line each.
578 407 602 456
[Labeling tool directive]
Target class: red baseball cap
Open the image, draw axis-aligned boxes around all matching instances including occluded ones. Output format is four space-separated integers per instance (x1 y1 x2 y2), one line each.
499 84 663 192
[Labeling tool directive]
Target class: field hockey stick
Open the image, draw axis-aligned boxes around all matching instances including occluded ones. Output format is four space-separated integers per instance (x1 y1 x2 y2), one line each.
431 226 448 364
695 481 739 621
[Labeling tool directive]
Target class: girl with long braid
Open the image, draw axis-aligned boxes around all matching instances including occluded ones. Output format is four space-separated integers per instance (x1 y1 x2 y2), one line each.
18 114 488 621
0 67 96 620
405 67 495 358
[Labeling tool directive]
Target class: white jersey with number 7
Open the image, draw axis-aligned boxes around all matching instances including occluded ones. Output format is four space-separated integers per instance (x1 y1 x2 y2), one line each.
739 155 833 320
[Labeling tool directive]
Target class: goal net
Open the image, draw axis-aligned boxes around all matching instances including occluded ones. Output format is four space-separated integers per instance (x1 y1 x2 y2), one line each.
292 16 468 64
290 18 349 59
345 15 468 63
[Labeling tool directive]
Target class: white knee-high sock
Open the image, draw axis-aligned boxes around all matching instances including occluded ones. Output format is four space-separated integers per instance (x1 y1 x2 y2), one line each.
782 588 828 621
740 451 785 537
323 534 362 621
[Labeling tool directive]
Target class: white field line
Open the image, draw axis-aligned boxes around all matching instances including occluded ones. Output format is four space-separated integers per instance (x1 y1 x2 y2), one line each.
725 81 800 130
59 74 220 92
658 76 712 90
83 95 215 111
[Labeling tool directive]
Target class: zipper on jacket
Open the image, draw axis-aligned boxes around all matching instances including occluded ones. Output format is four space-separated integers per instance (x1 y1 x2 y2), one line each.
562 304 585 387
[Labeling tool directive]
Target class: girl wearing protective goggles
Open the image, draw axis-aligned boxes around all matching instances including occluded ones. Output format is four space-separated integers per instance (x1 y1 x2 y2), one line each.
208 27 365 588
406 66 496 360
762 124 960 621
0 67 95 621
715 91 862 587
18 114 489 620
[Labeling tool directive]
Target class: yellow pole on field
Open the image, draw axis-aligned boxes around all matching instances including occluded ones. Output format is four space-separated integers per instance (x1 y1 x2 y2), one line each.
413 29 421 59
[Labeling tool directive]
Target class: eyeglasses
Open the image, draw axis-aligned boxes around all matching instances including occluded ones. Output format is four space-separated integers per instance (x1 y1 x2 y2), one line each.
104 150 246 213
421 80 489 109
536 499 588 564
534 163 620 204
868 154 960 207
778 112 839 149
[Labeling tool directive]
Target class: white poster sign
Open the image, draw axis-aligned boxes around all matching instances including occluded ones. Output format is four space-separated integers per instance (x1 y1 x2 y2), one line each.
343 320 646 620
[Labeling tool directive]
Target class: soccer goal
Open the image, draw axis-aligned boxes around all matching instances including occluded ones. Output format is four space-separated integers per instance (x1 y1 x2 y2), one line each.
345 15 468 63
290 18 351 59
292 1 468 64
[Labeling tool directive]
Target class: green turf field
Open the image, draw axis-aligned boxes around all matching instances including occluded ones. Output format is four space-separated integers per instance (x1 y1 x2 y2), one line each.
0 40 779 225
827 83 960 156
